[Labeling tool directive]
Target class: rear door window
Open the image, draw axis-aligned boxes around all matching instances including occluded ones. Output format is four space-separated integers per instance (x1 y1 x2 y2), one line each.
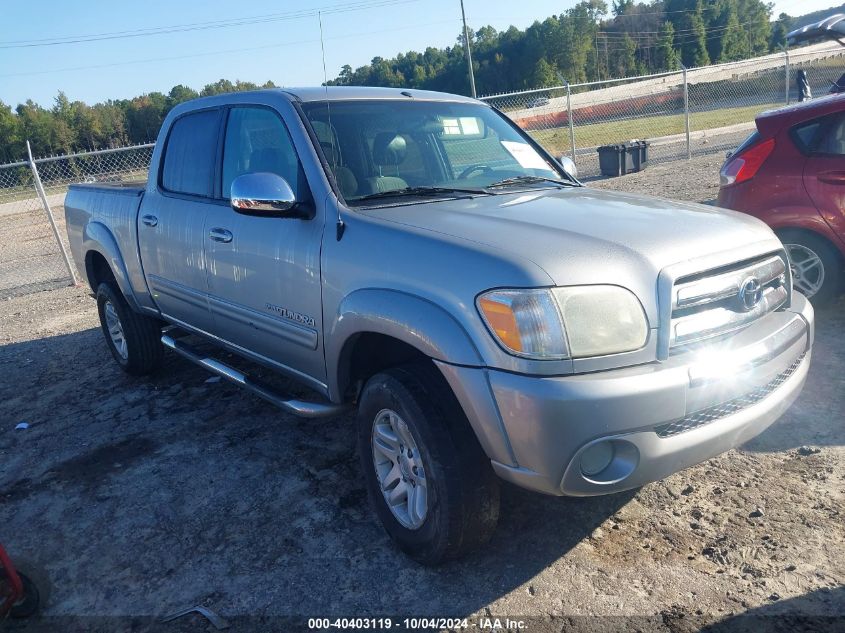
161 109 221 197
791 119 824 154
816 114 845 155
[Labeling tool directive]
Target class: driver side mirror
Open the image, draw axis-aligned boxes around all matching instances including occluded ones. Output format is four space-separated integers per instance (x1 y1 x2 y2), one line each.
230 172 298 216
557 155 578 179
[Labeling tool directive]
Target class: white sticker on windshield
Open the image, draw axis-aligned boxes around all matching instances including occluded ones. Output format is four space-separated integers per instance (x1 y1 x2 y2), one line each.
500 141 550 170
442 117 481 136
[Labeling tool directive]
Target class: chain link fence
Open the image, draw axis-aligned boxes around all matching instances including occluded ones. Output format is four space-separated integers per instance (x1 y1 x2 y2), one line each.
0 143 153 299
482 41 845 178
2 41 844 299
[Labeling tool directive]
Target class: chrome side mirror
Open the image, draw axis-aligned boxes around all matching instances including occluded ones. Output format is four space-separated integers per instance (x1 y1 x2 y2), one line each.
230 172 296 215
557 155 578 179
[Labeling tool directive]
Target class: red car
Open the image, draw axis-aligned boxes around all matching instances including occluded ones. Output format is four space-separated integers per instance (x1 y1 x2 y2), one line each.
718 93 845 305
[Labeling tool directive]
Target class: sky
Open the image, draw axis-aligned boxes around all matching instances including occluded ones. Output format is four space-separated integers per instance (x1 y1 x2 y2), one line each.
0 0 838 107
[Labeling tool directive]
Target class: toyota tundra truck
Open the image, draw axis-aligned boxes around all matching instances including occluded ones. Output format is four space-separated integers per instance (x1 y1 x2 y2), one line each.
65 87 814 564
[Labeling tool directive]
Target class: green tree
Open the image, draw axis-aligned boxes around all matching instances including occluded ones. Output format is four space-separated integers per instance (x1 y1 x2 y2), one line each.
608 34 638 77
655 21 680 71
612 0 634 16
770 13 790 51
680 5 711 68
531 58 559 86
736 0 771 55
0 101 23 162
167 84 199 107
717 7 750 61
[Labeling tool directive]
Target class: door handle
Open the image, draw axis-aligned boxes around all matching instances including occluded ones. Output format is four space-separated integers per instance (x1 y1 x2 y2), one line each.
141 214 158 227
818 171 845 185
208 228 233 243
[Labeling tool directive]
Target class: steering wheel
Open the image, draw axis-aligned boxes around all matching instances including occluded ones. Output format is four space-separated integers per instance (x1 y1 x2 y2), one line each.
457 164 495 180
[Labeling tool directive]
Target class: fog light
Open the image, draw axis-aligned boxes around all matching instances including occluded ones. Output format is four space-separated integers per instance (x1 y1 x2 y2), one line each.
580 441 615 476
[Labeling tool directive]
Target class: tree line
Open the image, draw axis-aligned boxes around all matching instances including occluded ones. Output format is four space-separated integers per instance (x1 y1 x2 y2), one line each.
0 79 275 163
0 0 812 162
329 0 793 93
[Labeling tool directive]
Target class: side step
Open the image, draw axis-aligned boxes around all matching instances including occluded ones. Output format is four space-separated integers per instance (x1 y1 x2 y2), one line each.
161 334 350 419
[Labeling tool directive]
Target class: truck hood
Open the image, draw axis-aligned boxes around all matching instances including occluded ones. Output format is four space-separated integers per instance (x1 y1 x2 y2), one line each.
360 187 781 313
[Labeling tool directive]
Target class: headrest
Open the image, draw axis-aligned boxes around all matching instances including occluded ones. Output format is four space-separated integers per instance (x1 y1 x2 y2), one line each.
249 147 292 175
321 141 339 166
372 133 407 165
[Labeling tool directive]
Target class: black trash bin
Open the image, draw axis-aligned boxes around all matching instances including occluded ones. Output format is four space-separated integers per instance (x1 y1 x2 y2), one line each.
597 140 650 177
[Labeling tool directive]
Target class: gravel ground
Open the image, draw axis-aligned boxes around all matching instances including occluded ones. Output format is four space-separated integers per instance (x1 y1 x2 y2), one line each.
1 155 843 632
588 153 726 204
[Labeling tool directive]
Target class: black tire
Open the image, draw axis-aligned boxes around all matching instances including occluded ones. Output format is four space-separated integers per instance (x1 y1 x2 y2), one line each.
777 230 844 307
96 282 163 375
10 571 42 619
357 363 500 565
0 559 50 619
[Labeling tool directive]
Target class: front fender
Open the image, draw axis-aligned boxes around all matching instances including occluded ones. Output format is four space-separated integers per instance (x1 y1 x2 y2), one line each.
326 288 518 466
82 221 138 310
326 288 483 397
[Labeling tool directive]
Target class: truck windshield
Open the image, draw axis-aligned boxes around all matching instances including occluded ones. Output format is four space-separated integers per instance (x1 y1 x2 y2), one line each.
301 99 571 205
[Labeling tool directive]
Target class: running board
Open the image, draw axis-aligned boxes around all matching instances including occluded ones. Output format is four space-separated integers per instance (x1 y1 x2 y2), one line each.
161 334 349 419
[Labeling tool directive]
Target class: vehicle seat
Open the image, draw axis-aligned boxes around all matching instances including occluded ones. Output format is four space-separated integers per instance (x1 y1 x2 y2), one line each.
821 120 845 154
367 133 408 194
320 141 358 199
249 147 296 185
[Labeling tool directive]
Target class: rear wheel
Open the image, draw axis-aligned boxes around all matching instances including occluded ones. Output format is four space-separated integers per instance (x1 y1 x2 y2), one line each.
357 363 500 565
96 282 163 375
777 230 843 307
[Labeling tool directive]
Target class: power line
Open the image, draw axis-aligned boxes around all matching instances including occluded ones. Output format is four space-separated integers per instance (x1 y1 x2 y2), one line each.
0 18 463 79
0 0 419 49
598 17 765 38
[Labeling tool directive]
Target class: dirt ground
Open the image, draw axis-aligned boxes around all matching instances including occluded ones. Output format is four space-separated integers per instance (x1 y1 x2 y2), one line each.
1 154 843 632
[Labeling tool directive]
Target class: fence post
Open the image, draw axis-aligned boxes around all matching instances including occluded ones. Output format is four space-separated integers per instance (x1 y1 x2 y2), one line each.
26 140 78 286
565 81 576 163
682 65 691 160
783 46 790 105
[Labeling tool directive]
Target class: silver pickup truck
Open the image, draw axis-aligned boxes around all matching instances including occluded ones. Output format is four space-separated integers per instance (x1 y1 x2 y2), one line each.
66 87 814 564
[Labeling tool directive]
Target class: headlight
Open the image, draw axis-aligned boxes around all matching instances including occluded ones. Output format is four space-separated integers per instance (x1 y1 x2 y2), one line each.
477 285 648 360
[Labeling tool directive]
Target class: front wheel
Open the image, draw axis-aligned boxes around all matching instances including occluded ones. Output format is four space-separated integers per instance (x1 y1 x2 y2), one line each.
777 230 843 307
357 364 500 565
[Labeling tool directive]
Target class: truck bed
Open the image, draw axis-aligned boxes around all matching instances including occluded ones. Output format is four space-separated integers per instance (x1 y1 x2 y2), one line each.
68 180 146 196
65 180 149 302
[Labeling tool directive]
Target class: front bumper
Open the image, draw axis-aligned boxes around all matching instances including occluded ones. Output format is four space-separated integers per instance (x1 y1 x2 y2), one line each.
439 293 814 496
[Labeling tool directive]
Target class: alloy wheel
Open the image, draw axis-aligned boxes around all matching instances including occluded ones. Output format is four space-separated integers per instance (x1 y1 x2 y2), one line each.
103 300 128 360
785 243 825 298
371 408 428 529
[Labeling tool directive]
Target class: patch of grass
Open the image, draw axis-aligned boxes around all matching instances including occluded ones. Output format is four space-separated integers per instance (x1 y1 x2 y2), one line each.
530 102 781 154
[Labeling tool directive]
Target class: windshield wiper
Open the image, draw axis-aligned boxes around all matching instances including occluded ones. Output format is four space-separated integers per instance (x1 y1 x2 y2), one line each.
486 175 577 189
355 186 487 202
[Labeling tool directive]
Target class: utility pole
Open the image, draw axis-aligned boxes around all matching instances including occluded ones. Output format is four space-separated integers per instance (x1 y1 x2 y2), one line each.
460 0 477 97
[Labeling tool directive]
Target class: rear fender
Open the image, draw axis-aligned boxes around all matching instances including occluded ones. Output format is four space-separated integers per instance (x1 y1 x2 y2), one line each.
83 221 139 310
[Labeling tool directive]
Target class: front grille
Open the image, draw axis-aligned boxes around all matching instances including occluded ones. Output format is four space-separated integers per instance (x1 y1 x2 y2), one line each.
670 253 789 349
654 353 806 438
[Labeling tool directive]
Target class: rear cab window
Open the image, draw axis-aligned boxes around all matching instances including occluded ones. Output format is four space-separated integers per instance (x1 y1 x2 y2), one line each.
160 109 221 197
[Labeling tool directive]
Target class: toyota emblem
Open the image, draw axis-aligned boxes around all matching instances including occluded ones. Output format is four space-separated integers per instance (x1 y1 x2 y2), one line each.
739 277 763 311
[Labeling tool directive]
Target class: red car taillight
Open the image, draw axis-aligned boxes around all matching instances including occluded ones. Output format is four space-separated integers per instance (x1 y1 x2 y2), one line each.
720 138 776 187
